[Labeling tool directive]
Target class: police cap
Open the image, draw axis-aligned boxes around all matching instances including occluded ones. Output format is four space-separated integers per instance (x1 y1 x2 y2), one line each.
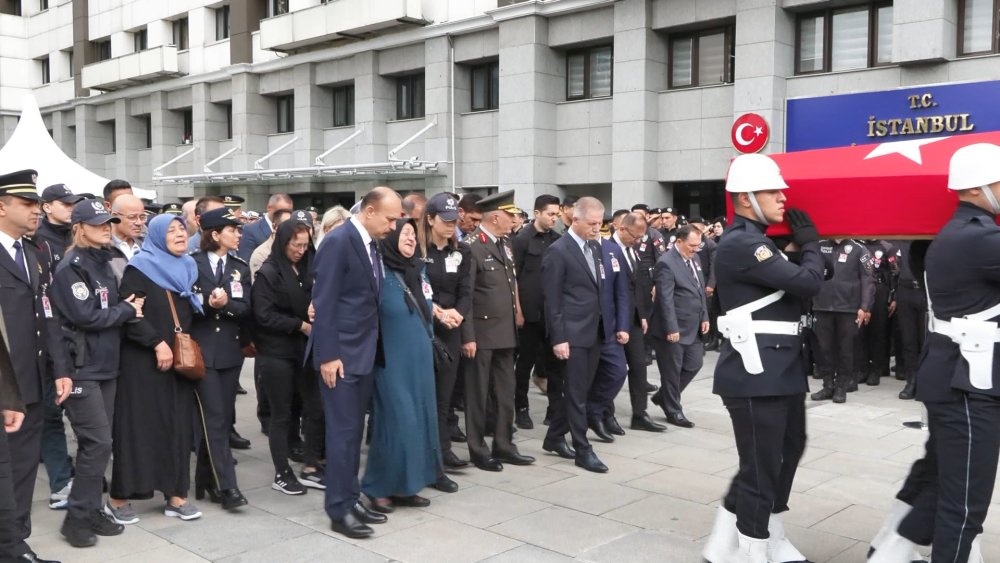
0 169 41 202
160 202 183 215
200 207 241 230
221 195 245 209
72 199 120 225
41 184 84 204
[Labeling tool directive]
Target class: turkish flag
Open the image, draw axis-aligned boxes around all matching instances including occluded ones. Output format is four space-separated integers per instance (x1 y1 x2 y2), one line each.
730 131 1000 238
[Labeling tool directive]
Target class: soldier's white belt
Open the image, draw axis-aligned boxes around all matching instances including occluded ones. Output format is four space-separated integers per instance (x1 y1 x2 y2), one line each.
717 289 793 375
931 316 1000 391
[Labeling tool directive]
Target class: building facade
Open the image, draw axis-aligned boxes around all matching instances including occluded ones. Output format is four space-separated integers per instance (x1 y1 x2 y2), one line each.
1 0 999 216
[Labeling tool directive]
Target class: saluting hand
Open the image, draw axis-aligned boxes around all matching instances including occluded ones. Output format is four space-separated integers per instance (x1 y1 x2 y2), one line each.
154 342 173 372
321 359 345 389
2 409 24 433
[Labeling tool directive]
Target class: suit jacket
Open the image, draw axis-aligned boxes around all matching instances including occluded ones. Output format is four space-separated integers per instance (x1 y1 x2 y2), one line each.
0 239 47 405
460 227 518 350
309 221 381 374
697 236 718 290
599 239 631 342
238 217 272 262
190 252 252 370
650 248 709 345
613 234 649 326
543 233 605 348
0 304 22 412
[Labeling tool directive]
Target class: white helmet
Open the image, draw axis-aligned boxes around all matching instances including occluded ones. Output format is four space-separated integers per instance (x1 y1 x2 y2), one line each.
725 154 789 193
948 143 1000 190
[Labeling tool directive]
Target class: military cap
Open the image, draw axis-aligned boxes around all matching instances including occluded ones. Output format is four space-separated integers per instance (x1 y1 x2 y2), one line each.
478 190 521 215
160 202 183 215
305 206 321 215
221 195 245 208
0 169 40 202
200 207 241 230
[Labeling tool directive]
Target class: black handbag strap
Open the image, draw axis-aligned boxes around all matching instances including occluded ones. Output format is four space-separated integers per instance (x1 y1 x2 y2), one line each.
392 271 435 341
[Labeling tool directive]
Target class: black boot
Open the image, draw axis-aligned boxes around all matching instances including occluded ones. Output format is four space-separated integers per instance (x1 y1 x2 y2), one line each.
833 376 847 404
810 376 834 401
899 374 917 400
61 514 97 547
847 372 859 392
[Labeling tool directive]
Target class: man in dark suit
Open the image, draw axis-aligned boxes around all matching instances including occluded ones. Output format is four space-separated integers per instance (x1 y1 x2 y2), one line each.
0 170 68 563
237 193 292 261
542 196 610 473
650 225 709 429
311 187 402 539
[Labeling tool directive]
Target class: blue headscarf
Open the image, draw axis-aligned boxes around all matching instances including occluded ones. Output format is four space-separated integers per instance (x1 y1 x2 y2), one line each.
128 215 203 313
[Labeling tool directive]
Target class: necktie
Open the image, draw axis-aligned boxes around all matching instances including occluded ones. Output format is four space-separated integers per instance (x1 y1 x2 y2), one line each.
11 240 27 279
624 245 636 273
369 241 382 293
583 242 597 281
215 258 225 286
687 258 699 283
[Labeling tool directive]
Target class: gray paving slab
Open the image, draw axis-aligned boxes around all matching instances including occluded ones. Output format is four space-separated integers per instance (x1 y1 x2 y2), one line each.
488 506 638 557
363 519 522 563
520 474 649 515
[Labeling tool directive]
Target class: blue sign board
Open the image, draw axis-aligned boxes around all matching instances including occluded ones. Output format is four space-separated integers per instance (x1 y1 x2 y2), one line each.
785 80 1000 152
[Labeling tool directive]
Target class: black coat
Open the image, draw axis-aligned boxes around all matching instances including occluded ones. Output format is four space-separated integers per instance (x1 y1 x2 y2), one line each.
512 225 559 323
190 252 251 369
0 237 50 405
813 240 876 313
34 217 72 266
252 260 310 360
425 242 471 329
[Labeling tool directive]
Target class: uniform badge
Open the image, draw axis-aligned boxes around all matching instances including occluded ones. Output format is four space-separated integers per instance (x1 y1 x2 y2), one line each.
754 245 773 262
231 269 241 282
844 244 853 253
875 250 883 259
478 232 487 244
71 282 90 301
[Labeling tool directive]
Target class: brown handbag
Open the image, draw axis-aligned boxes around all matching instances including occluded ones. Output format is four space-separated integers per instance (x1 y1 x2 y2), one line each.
165 291 205 381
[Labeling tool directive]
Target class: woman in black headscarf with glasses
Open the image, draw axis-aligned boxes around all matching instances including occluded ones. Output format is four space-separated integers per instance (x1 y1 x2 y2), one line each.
362 218 442 513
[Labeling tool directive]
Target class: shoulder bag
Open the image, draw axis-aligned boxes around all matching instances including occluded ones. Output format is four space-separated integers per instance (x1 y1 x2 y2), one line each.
392 271 454 369
166 291 206 381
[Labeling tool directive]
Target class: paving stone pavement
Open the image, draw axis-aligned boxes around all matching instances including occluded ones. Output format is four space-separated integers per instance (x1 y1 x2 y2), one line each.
23 352 1000 562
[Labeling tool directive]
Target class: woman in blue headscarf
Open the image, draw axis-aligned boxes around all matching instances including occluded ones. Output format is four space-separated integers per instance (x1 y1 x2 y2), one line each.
106 214 206 524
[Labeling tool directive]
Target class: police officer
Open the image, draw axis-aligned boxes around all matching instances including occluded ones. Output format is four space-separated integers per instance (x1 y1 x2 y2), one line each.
36 184 83 265
855 240 899 387
50 200 143 547
421 193 472 477
159 202 184 216
703 154 823 563
189 207 251 510
893 241 927 400
810 239 875 403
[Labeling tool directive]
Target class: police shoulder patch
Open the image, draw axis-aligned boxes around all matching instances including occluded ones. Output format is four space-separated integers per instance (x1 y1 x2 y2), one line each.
754 245 773 262
71 282 89 301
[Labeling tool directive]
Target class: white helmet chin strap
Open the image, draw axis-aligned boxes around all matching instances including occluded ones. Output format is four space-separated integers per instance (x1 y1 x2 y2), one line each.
748 192 769 224
982 185 1000 215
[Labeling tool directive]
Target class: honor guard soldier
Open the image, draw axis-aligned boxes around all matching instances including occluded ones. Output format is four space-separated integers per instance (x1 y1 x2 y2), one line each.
703 154 824 563
856 239 899 387
460 190 534 472
869 143 1000 563
0 170 70 563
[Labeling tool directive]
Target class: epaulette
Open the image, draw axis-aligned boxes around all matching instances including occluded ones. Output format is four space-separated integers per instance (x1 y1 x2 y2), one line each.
230 254 248 266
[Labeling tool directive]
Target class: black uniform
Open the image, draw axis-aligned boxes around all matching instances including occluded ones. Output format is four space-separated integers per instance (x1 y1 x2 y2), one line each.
812 240 875 396
511 224 559 414
190 251 251 493
894 241 928 398
713 215 823 539
855 240 899 386
424 242 472 460
33 217 71 266
894 203 1000 561
0 306 30 561
50 248 136 524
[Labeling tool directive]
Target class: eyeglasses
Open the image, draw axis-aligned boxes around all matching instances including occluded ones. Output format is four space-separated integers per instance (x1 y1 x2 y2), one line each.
115 213 146 223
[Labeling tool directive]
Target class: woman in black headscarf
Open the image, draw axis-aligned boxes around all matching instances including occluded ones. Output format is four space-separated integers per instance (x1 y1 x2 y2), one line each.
252 220 324 496
362 218 441 513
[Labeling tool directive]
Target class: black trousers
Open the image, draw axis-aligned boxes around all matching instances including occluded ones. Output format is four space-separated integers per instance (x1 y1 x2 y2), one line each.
898 394 1000 561
259 356 324 474
39 370 71 494
895 286 927 378
513 321 550 410
814 311 857 387
0 421 28 559
465 348 516 460
321 367 375 520
622 322 650 415
434 326 462 456
652 337 704 417
62 380 115 521
722 394 807 539
546 344 601 452
1 402 41 547
856 284 891 378
586 340 628 422
195 366 241 490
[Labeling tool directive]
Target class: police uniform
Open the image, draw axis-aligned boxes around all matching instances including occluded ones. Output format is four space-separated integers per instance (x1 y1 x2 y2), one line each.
893 241 928 400
855 240 899 387
49 201 136 545
810 239 875 401
704 155 824 563
422 194 473 468
459 191 533 470
189 208 251 510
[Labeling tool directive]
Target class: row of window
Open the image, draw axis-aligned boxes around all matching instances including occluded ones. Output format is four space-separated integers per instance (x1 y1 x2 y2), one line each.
91 8 227 64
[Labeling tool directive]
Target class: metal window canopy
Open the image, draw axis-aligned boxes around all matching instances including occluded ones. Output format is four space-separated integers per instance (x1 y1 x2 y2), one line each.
152 120 442 186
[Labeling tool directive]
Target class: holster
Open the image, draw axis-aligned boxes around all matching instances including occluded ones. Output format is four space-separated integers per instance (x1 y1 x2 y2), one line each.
718 312 763 375
948 317 997 390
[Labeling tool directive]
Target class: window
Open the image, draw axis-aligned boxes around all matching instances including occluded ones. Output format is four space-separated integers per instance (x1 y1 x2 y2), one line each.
959 0 999 55
39 0 47 11
0 0 21 16
93 39 111 62
795 3 893 74
142 114 152 149
172 17 189 50
396 73 425 120
215 5 230 41
105 120 116 153
669 26 735 88
269 0 288 17
566 45 613 100
276 95 294 133
133 29 147 52
470 61 499 111
332 84 354 127
39 57 49 85
224 103 233 139
65 49 73 75
181 109 193 144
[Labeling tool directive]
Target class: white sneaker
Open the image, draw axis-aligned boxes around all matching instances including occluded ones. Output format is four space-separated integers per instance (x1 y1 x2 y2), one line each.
736 532 768 563
702 506 739 563
48 479 72 510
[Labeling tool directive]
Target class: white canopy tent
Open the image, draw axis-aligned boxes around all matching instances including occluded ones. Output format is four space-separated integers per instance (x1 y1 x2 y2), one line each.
0 95 156 200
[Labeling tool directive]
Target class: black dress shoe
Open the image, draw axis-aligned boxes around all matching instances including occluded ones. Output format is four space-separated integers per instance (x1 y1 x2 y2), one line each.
236 384 248 395
219 488 248 510
449 424 467 443
493 450 535 466
13 551 60 563
575 449 609 473
515 408 534 430
352 502 387 524
542 438 576 460
60 515 97 548
651 392 664 408
543 414 551 426
472 457 503 472
631 412 667 433
443 450 469 469
389 495 431 507
229 430 251 450
588 419 615 443
366 495 395 514
330 512 374 539
666 413 695 428
644 382 660 394
603 416 626 436
434 474 459 493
